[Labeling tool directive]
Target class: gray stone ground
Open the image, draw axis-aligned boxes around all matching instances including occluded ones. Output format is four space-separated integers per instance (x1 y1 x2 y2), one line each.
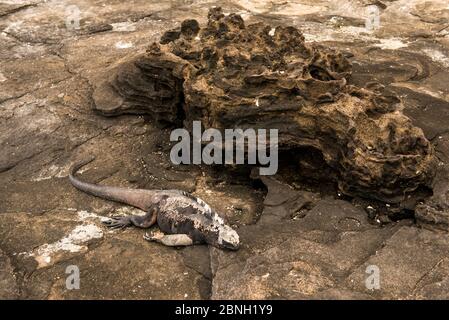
1 0 449 299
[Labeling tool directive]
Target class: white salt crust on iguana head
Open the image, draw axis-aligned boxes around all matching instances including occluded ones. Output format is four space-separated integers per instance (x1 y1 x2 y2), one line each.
217 224 240 250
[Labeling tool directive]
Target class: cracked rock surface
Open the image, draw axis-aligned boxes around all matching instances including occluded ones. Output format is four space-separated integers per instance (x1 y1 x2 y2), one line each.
1 0 449 299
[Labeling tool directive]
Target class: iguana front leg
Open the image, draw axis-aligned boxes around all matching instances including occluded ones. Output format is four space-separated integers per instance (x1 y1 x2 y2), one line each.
103 205 158 229
144 230 194 247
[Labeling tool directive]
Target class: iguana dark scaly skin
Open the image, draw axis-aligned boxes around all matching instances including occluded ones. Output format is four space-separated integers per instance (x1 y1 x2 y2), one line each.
69 158 240 250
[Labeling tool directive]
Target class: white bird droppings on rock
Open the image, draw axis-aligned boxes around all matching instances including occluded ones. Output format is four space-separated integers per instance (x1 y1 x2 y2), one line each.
29 224 103 268
115 41 133 49
77 210 104 221
111 22 137 32
422 48 449 68
373 38 408 50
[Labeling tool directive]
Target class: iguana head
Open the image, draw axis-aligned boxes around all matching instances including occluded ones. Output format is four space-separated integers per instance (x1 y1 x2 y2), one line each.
217 224 240 250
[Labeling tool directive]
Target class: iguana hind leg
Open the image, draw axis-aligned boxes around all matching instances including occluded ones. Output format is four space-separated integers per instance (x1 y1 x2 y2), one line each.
103 205 158 229
144 230 194 247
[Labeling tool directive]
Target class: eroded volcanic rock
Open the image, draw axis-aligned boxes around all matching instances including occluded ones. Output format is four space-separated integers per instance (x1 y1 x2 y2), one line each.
92 7 436 204
92 47 189 123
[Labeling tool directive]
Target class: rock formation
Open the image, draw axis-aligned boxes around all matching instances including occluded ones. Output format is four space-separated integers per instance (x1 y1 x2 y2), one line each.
92 7 436 205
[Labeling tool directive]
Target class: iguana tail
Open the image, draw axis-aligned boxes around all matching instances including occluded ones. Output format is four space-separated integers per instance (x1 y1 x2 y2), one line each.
69 156 156 211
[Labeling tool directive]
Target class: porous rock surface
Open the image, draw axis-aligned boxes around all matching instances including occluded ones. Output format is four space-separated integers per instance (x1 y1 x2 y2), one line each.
93 7 436 205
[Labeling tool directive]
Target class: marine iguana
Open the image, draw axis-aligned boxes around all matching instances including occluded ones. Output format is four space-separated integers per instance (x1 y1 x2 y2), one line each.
69 158 240 250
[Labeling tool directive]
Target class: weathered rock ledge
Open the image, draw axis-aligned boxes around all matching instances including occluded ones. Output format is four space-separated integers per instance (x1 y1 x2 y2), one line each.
93 8 436 205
